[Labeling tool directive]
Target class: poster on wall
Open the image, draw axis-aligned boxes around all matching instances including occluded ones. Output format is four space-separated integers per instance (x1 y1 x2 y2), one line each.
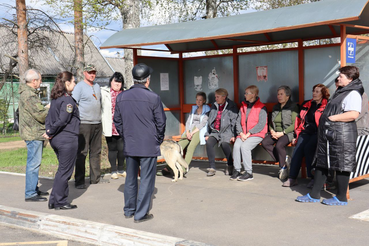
208 67 219 89
160 73 169 91
256 66 268 81
194 76 203 91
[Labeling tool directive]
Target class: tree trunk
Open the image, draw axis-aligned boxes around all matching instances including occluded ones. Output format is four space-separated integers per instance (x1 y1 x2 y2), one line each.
206 0 217 19
121 0 140 89
16 0 28 83
74 0 84 82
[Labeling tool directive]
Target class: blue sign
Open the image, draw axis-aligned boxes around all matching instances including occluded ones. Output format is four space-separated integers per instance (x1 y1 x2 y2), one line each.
346 38 357 63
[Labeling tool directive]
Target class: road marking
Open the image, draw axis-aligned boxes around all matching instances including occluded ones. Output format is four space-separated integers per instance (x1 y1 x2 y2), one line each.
350 209 369 222
0 240 68 246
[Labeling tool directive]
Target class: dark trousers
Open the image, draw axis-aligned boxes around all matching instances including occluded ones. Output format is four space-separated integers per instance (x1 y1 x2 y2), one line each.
124 156 157 220
75 123 102 186
310 167 350 202
206 136 233 169
261 134 290 167
289 133 317 179
106 136 125 173
49 133 78 207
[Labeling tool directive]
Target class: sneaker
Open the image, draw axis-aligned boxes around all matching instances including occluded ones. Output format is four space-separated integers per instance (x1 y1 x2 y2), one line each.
207 168 216 177
111 173 119 179
307 179 315 189
237 172 253 181
282 178 298 187
279 166 288 180
230 170 241 180
118 171 126 177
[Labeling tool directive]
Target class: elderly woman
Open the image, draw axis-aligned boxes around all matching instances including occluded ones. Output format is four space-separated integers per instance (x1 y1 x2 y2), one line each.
283 84 329 187
231 85 267 181
296 66 363 205
205 88 238 177
261 85 299 180
101 72 126 179
178 92 210 166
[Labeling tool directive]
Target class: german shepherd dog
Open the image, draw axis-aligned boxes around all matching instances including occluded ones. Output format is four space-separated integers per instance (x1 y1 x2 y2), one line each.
158 140 189 182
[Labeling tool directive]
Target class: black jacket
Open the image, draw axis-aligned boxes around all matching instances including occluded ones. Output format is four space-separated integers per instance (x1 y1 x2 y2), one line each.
114 83 166 157
314 78 364 172
45 94 80 137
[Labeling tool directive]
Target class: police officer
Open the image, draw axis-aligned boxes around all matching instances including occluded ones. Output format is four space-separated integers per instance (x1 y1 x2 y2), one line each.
44 71 80 210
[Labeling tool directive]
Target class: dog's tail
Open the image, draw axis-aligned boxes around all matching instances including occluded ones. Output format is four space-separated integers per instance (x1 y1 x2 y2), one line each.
176 153 189 173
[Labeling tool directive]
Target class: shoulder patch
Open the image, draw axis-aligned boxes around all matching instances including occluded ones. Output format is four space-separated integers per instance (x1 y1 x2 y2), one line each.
66 104 73 113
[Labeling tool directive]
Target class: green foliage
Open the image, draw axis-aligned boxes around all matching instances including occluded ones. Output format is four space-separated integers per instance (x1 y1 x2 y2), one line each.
253 0 320 11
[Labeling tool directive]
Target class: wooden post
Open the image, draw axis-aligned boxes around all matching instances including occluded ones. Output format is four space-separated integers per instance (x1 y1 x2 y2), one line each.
340 25 347 67
179 53 185 134
133 48 138 65
233 46 239 104
298 39 304 105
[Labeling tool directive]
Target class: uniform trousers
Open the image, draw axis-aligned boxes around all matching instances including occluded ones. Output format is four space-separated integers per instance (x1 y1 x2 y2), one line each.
75 123 102 186
49 133 78 207
233 137 263 174
124 156 157 220
261 134 290 168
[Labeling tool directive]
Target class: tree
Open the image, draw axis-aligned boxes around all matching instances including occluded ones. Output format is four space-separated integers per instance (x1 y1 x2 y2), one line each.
253 0 319 10
74 0 84 81
0 3 75 91
16 0 28 83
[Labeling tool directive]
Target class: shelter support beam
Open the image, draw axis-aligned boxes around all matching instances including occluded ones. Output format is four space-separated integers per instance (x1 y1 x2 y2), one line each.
179 52 185 133
340 25 347 67
298 39 304 105
233 47 239 104
133 48 138 65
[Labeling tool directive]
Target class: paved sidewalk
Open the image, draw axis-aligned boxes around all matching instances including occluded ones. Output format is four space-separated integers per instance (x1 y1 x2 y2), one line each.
1 161 369 245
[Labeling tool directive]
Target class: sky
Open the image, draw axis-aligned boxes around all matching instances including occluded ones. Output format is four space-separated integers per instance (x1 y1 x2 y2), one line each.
0 0 255 58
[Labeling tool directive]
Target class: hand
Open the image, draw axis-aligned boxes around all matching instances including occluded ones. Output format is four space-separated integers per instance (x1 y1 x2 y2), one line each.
205 136 209 141
230 137 235 143
186 131 191 140
240 132 248 141
328 115 336 122
45 103 50 109
42 133 51 139
292 138 297 146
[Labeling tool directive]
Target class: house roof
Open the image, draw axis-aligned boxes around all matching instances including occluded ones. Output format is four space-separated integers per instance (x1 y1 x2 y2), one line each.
100 0 369 53
0 26 114 78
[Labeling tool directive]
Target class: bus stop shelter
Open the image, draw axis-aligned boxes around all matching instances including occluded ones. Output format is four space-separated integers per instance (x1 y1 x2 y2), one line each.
101 0 369 187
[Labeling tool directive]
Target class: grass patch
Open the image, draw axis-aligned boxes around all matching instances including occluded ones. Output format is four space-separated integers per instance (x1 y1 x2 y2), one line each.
0 138 112 178
0 136 22 143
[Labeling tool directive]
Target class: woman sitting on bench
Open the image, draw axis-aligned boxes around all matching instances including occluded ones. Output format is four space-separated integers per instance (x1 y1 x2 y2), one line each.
282 84 329 187
261 85 299 180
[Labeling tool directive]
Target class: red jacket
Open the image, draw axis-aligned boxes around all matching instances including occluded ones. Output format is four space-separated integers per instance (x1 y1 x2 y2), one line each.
239 98 267 139
294 98 327 141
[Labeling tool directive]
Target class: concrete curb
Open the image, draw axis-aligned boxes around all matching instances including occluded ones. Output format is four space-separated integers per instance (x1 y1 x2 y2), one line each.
0 205 209 246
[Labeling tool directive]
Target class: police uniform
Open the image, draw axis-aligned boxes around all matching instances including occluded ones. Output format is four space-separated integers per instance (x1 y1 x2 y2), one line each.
46 93 80 209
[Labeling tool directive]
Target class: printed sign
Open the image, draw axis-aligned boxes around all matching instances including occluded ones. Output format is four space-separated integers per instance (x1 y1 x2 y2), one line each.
346 38 357 63
256 66 268 81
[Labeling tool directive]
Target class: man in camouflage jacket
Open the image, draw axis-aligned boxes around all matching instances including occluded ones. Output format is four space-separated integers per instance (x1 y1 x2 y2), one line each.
19 69 50 202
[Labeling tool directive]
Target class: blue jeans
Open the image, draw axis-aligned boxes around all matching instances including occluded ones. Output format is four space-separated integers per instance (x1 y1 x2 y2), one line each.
25 140 44 198
288 133 317 179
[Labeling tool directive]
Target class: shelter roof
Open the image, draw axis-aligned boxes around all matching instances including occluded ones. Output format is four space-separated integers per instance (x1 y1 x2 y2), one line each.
101 0 369 53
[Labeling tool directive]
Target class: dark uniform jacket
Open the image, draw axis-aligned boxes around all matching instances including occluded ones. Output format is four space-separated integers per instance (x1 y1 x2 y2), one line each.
114 83 166 157
45 94 80 137
314 78 364 172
